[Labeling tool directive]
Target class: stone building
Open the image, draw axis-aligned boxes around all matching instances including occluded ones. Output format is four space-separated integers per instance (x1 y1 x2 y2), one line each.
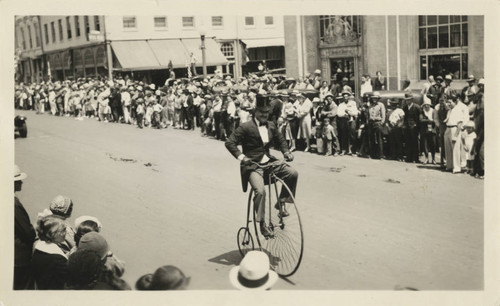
285 15 484 95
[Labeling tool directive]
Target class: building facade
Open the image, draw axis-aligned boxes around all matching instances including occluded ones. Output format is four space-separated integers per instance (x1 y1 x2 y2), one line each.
285 15 484 96
15 15 285 85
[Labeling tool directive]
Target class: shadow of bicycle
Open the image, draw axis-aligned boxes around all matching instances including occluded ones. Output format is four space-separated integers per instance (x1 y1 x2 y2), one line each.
208 250 243 267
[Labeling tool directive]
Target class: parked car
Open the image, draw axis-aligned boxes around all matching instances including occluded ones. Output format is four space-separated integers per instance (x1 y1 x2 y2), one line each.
15 115 27 138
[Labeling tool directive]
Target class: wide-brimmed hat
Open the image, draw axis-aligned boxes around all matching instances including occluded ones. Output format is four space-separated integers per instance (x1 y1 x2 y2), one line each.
150 265 190 290
370 91 381 100
466 75 476 82
14 165 27 181
422 100 431 106
324 93 335 100
444 75 453 81
478 78 484 85
229 251 278 290
49 195 73 218
312 97 320 103
75 215 102 230
404 92 413 100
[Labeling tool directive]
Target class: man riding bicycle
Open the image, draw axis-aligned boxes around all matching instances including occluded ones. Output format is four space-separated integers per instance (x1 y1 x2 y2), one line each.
225 94 298 238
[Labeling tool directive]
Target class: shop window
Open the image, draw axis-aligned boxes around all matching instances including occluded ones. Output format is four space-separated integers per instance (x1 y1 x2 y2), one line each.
220 42 234 57
154 16 167 28
182 16 194 28
419 15 468 80
212 16 223 27
123 16 136 28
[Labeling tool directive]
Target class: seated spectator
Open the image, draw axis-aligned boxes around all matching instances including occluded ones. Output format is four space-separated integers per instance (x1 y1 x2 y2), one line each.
32 215 69 289
136 265 190 290
78 232 130 290
229 251 278 290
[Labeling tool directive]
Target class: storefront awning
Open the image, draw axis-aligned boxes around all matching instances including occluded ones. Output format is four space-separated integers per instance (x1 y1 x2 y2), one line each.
111 41 161 71
148 39 189 69
180 38 228 67
243 38 285 49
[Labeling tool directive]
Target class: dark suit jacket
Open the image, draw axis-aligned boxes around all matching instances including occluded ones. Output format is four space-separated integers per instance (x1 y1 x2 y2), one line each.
403 103 421 128
225 119 289 192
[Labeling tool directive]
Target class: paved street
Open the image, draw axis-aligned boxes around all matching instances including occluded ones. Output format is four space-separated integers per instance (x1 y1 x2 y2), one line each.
14 110 483 290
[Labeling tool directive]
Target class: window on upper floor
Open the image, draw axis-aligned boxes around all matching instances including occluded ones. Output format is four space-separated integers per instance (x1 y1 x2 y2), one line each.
51 21 56 43
182 16 194 28
20 27 26 50
265 16 274 25
319 15 361 44
27 25 33 49
94 16 100 31
74 16 81 37
34 23 40 47
44 24 49 44
418 16 469 80
245 16 254 26
154 16 167 28
66 16 72 39
84 16 90 40
58 19 63 41
212 16 223 27
123 16 137 28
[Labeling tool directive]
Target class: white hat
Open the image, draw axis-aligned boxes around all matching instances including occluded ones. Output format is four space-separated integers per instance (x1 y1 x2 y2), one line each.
314 69 321 74
14 165 27 181
478 78 484 85
229 251 278 290
445 75 453 81
312 97 320 103
74 215 102 229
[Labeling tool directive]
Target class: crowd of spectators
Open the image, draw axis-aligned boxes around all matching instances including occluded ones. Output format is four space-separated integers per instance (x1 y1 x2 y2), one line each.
14 164 277 291
15 68 485 178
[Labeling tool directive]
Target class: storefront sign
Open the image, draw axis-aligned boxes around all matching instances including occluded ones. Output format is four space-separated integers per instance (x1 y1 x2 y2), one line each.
320 46 358 58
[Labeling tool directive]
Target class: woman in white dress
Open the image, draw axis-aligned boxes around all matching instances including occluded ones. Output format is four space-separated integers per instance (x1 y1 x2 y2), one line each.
296 94 313 152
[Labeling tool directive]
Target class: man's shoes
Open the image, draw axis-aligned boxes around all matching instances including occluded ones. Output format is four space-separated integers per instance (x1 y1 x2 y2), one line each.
274 202 290 217
260 222 273 238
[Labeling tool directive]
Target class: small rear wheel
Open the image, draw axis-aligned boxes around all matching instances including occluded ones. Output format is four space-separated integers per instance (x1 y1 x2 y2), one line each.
237 227 254 256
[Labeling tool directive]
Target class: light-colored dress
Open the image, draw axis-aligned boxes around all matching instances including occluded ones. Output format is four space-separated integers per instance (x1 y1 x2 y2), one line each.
297 98 313 139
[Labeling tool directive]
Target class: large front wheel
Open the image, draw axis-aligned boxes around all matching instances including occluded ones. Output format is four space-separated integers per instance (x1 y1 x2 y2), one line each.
252 179 304 277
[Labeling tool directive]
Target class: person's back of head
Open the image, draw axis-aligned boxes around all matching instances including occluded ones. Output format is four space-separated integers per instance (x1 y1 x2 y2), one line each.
150 265 190 290
67 249 103 289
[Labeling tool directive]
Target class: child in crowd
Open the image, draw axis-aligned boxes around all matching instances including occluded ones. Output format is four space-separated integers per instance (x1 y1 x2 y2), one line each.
462 121 477 174
136 99 145 129
322 117 336 156
37 195 76 254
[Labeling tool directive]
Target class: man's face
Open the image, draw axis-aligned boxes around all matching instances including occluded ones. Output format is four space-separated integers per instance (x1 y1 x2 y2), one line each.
254 108 269 123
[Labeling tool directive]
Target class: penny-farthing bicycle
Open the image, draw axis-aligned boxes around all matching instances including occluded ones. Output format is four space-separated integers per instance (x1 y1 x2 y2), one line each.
236 160 304 277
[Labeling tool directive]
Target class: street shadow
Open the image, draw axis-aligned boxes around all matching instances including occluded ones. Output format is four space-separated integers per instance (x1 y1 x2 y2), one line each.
208 250 242 267
417 165 446 172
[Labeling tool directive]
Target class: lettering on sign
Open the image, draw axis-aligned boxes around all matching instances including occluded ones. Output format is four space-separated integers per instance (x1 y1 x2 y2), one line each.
320 47 357 58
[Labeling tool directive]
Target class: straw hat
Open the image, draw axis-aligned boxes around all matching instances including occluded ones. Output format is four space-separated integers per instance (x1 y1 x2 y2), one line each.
229 251 278 290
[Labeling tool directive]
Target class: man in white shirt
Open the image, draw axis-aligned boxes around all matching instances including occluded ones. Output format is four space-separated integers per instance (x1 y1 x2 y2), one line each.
443 94 469 173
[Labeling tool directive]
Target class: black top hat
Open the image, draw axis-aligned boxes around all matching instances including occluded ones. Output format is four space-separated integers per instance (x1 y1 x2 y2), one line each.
255 95 271 110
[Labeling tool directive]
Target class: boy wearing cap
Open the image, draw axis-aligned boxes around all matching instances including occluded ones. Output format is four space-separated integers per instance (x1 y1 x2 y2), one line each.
225 95 297 238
